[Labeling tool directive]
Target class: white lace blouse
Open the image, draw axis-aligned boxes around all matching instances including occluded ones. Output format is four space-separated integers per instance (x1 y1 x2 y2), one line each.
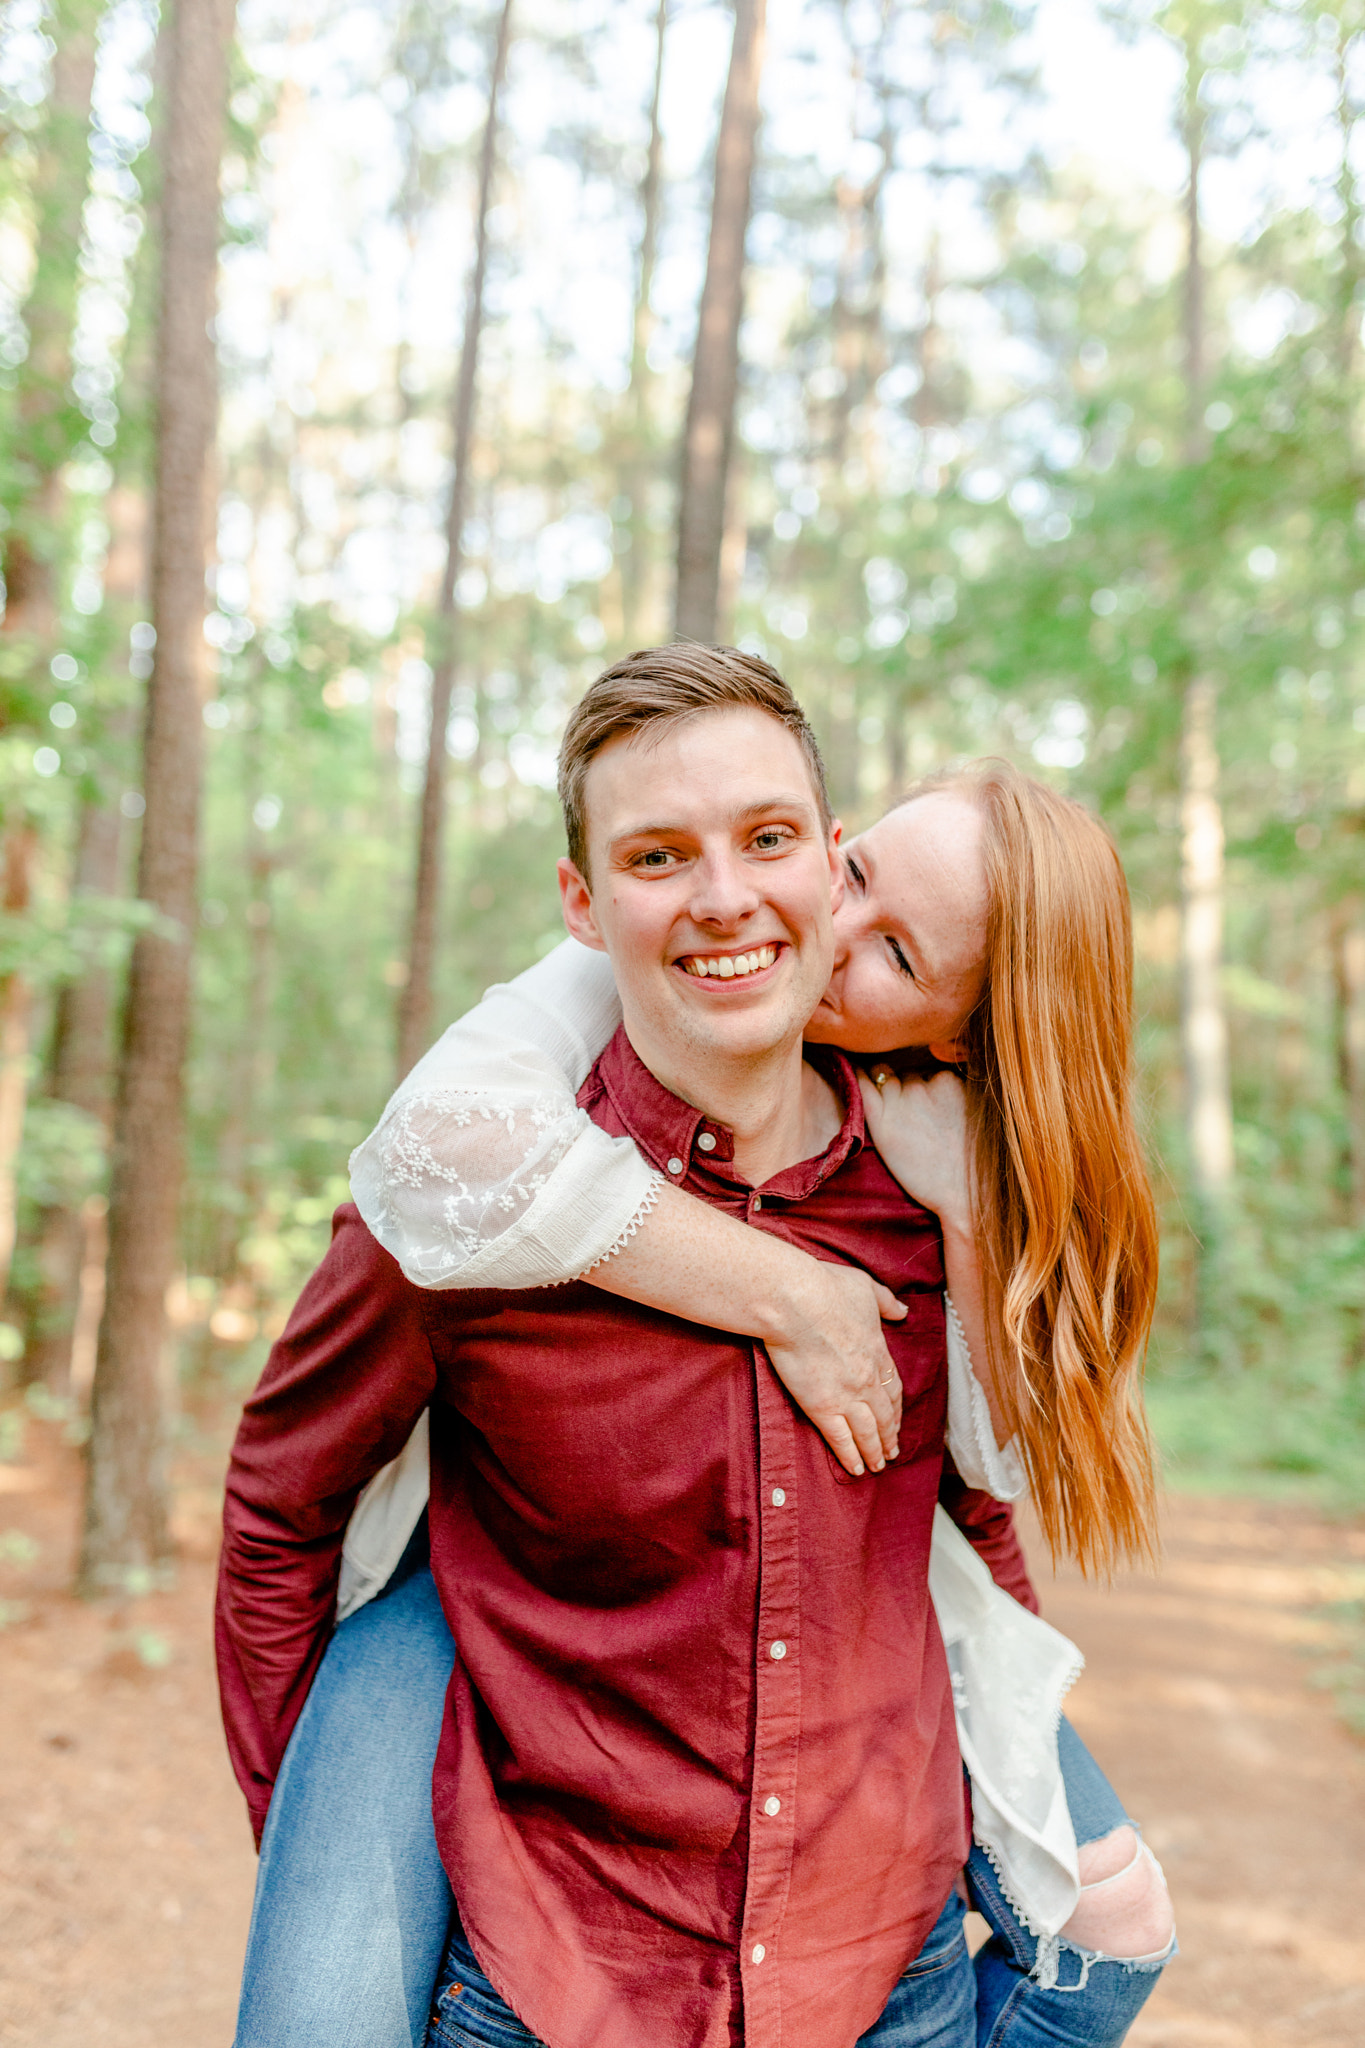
344 938 1085 1960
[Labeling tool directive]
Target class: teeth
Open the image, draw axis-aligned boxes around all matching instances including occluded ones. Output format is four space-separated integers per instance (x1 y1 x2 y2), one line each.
684 945 777 979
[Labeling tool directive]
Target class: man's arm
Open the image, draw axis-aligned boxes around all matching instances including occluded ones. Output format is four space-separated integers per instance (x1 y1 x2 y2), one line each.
938 1459 1040 1615
215 1204 437 1842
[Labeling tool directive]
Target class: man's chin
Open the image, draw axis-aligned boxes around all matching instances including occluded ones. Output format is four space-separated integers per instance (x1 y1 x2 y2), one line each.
668 981 813 1058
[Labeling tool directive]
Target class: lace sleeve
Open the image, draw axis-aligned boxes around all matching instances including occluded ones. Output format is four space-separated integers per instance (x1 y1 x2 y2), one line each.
944 1294 1028 1501
349 940 664 1290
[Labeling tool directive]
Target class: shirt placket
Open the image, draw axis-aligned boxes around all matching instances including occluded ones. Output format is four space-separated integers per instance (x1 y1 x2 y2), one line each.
738 1333 803 2047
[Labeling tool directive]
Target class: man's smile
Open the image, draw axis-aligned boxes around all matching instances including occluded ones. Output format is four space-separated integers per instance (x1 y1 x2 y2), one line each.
675 942 781 983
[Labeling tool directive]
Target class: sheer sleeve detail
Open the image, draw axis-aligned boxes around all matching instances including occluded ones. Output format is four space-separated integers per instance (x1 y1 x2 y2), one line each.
349 939 662 1290
944 1293 1028 1502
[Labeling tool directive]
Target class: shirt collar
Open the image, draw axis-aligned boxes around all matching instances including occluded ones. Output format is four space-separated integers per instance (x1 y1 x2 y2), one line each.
593 1026 866 1202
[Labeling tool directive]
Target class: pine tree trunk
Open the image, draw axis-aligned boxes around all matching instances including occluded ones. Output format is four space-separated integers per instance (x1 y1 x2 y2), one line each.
1176 42 1235 1361
621 0 668 645
674 0 766 644
25 798 123 1388
1 0 101 636
0 1 103 1321
395 0 513 1084
1179 671 1235 1352
79 0 238 1593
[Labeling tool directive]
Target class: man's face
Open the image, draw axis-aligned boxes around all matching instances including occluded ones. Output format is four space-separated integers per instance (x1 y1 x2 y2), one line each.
558 707 839 1092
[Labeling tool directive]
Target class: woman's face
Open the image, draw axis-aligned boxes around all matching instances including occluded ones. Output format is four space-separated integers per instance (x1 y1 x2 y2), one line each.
804 791 990 1058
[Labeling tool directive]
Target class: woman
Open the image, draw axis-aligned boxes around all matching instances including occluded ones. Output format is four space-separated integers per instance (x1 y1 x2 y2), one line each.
236 762 1174 2048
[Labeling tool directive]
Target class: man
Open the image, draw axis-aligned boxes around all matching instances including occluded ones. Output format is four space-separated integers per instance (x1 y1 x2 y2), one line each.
217 645 1032 2048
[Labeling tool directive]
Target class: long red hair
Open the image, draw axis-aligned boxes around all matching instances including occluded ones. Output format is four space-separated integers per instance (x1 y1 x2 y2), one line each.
899 761 1160 1573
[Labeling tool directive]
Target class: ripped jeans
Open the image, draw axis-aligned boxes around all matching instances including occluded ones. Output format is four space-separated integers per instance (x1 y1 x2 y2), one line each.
234 1544 1172 2048
967 1720 1174 2047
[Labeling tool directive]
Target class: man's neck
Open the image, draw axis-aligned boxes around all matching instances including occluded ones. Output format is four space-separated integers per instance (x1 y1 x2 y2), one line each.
624 1027 844 1188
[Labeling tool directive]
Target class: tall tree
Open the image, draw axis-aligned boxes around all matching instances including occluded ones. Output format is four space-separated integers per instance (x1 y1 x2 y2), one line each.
0 0 103 1307
26 8 169 1384
395 0 514 1083
1 0 102 636
673 0 766 643
1172 10 1237 1355
80 0 239 1591
620 0 669 645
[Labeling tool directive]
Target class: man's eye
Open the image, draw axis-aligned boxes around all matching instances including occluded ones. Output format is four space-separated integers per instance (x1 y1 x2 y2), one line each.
634 848 677 869
752 827 792 852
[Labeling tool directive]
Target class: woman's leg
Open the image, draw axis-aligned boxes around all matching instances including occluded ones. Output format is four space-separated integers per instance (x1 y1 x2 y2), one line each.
969 1718 1175 2048
234 1536 456 2048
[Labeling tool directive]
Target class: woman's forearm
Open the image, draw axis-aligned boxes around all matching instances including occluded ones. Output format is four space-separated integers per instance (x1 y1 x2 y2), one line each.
585 1184 905 1476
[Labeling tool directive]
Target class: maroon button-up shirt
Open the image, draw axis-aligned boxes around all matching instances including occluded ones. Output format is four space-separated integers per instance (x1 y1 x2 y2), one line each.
217 1030 1036 2048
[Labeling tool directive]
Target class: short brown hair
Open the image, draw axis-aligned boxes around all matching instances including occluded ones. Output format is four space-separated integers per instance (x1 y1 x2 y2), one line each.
557 642 831 877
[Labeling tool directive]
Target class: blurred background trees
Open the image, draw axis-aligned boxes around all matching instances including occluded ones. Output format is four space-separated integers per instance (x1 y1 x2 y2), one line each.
0 0 1363 1562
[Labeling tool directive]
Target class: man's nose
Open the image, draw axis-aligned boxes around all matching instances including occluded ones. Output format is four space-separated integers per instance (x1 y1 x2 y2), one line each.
687 849 762 929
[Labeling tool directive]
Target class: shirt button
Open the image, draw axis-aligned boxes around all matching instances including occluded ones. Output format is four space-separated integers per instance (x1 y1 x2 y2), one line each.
751 1944 766 1964
771 1488 785 1507
763 1796 781 1816
769 1640 787 1660
751 1195 763 1211
696 1131 717 1152
667 1157 684 1175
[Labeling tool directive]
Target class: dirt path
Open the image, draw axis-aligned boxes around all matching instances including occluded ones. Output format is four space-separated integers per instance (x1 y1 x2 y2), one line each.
2 1419 1363 2046
1033 1499 1365 2047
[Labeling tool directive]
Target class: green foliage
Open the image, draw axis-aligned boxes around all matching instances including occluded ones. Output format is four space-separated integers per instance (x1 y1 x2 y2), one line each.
0 0 1362 1554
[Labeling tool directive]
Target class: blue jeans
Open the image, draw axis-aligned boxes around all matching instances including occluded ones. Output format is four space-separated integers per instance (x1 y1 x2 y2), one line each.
426 1892 974 2046
235 1551 1169 2048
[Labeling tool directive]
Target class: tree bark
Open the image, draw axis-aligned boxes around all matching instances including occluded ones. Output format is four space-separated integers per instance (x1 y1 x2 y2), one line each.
1178 670 1235 1352
1175 39 1235 1359
0 1 103 1324
27 482 144 1389
25 798 123 1389
395 0 514 1084
620 0 668 645
673 0 766 644
80 0 238 1593
1 0 102 636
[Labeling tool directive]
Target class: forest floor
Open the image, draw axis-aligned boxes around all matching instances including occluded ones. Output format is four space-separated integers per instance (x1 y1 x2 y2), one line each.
2 1407 1364 2047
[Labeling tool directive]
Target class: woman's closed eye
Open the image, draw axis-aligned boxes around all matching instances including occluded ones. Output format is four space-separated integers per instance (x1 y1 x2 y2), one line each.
846 856 915 979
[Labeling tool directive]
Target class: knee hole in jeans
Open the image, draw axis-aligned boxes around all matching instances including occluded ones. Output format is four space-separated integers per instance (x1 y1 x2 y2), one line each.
1064 1827 1175 1959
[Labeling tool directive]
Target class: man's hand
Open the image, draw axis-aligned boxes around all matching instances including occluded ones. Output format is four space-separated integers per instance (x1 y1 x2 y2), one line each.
763 1259 905 1478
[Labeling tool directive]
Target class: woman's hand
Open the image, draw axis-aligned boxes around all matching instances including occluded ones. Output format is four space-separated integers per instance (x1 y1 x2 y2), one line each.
762 1258 907 1479
858 1068 972 1235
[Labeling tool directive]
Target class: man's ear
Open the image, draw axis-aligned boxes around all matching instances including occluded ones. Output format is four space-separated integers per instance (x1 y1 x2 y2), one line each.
828 818 845 913
558 857 607 952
